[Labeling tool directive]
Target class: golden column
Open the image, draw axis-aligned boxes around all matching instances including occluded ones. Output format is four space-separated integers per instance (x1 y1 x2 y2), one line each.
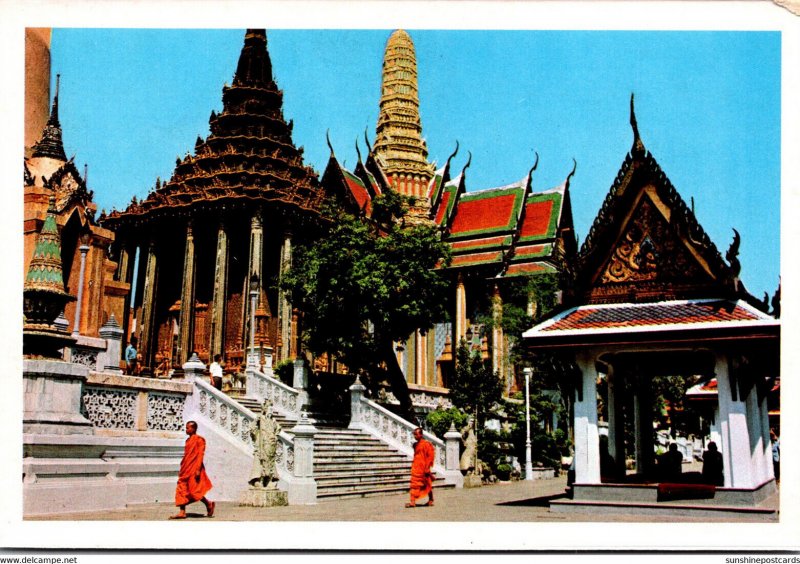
455 272 467 348
176 221 197 365
491 283 505 386
209 219 229 359
139 238 159 369
277 229 293 362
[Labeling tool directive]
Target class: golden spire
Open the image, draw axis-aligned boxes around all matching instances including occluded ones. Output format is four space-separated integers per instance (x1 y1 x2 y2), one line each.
373 30 435 207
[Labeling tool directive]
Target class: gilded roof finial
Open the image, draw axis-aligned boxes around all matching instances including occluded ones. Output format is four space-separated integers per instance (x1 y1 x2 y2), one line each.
364 128 372 154
630 93 645 154
567 158 577 183
326 129 335 157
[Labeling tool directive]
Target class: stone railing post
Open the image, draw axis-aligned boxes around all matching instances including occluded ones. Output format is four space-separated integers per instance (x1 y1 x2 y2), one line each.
289 413 317 504
182 352 206 384
293 359 309 412
348 375 367 430
444 422 462 472
181 352 206 418
98 314 124 374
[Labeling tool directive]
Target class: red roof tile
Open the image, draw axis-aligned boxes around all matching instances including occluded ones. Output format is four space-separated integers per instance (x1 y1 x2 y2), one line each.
450 236 511 252
435 190 452 225
543 300 760 332
342 169 371 212
520 199 555 239
450 192 519 235
512 243 551 259
449 251 504 268
505 262 556 277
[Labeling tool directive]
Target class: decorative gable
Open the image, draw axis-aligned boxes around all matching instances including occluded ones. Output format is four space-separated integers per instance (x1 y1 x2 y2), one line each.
588 195 717 303
574 97 742 306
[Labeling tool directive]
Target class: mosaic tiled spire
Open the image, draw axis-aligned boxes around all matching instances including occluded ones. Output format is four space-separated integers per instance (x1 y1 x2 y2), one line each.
25 196 67 293
373 30 435 199
31 74 67 161
24 196 73 327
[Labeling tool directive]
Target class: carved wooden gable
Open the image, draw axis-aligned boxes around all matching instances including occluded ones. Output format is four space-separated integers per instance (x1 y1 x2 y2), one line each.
588 192 717 303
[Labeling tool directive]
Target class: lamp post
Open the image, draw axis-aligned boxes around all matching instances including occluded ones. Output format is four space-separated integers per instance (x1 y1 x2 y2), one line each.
523 367 533 480
248 272 259 367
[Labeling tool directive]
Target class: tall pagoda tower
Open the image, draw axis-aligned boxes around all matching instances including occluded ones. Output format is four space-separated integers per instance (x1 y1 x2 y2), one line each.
373 29 435 214
103 29 321 372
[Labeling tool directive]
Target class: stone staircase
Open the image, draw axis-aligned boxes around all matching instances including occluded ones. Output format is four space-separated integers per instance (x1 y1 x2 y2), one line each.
229 394 452 502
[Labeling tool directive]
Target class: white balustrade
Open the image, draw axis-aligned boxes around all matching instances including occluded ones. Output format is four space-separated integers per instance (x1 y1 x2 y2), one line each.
348 378 446 470
194 378 295 475
246 366 301 419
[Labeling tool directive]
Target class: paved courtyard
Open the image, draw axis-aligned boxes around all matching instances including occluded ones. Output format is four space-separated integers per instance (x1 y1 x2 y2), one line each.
26 474 777 523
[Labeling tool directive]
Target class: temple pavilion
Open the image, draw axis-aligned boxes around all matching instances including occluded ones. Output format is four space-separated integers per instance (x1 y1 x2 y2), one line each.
101 30 322 372
322 30 578 401
523 97 779 508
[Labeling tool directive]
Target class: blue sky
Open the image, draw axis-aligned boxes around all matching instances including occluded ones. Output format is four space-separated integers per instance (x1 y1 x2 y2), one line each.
48 28 781 300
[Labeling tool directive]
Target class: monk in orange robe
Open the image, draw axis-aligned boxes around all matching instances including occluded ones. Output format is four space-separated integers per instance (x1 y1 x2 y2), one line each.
170 421 215 519
406 427 435 507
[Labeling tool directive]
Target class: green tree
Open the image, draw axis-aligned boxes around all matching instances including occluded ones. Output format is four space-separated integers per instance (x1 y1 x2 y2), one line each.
450 340 503 430
281 190 451 418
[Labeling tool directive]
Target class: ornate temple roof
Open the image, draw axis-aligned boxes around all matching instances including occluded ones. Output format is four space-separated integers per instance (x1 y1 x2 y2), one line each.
572 95 743 306
320 146 574 279
102 29 322 229
320 29 573 281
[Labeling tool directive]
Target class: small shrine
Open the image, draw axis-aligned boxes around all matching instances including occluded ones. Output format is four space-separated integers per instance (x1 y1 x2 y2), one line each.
523 96 779 509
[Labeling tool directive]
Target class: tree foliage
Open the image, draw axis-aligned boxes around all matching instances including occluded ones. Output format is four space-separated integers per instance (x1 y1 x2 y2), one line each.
450 340 503 429
281 190 451 417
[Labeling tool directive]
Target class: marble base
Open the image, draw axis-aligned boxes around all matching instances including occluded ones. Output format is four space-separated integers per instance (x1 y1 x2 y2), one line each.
239 487 288 507
463 474 483 488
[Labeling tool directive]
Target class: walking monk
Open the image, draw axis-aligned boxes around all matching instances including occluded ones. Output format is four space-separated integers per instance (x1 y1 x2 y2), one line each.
406 427 435 508
170 421 215 519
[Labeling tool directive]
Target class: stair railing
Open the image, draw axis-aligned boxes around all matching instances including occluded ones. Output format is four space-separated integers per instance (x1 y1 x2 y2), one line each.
246 365 302 420
348 376 466 482
192 377 296 477
182 355 317 503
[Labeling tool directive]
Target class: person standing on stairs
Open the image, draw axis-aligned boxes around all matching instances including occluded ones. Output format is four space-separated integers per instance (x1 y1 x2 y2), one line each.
406 427 435 508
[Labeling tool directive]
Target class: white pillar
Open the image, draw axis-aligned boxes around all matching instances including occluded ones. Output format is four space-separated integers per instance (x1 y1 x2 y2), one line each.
574 352 600 484
71 240 90 336
745 387 765 485
716 353 755 488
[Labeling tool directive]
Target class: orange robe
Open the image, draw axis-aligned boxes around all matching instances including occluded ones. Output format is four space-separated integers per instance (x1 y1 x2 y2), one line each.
409 438 435 503
175 434 213 506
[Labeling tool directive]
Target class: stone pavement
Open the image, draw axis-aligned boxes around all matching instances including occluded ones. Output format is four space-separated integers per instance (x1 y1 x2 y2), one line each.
27 474 775 523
